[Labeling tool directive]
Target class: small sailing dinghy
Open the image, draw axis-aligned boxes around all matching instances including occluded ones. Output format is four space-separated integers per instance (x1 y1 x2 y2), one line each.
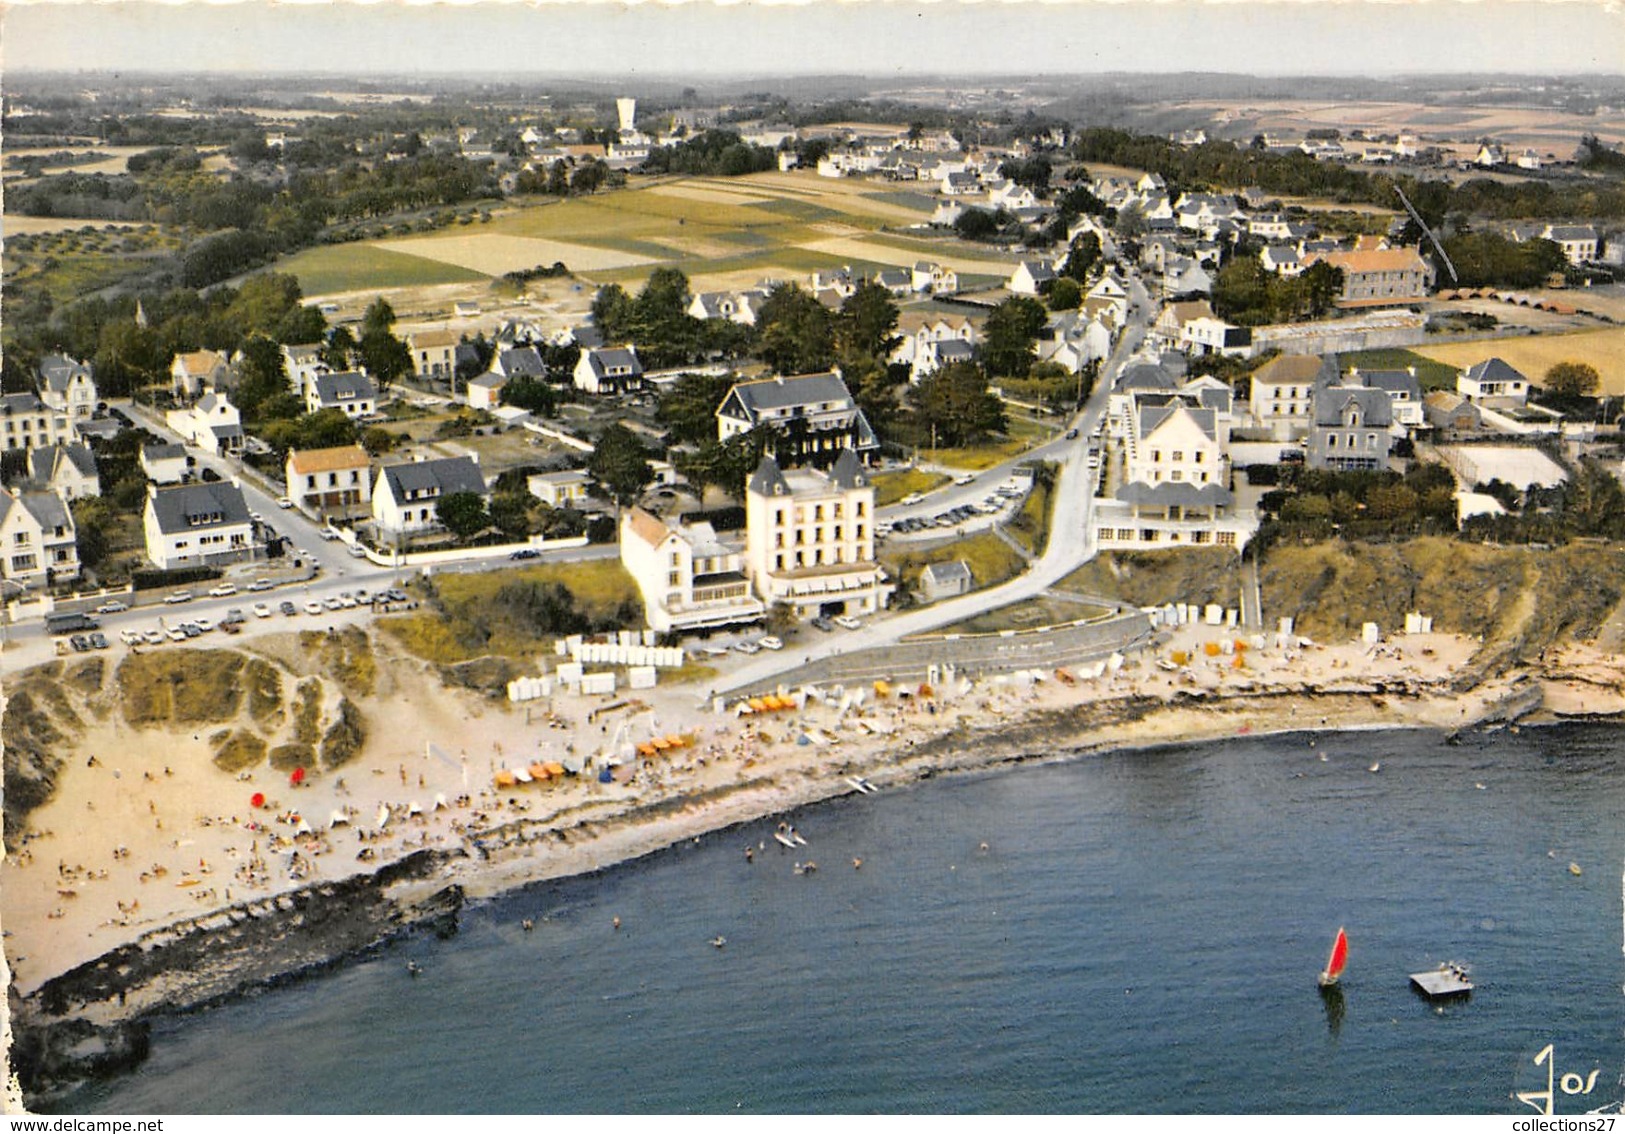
1318 927 1349 989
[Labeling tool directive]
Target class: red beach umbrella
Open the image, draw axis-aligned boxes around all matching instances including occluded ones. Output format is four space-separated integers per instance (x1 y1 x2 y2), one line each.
290 767 306 786
250 792 266 809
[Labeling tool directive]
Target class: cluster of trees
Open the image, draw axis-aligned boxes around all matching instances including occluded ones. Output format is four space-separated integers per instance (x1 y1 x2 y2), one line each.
1437 231 1569 289
641 130 778 177
1212 258 1345 326
1255 463 1459 544
590 268 752 370
510 158 616 198
1461 460 1625 545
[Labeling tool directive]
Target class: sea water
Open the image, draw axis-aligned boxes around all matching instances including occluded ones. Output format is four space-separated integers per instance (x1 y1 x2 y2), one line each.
53 724 1625 1114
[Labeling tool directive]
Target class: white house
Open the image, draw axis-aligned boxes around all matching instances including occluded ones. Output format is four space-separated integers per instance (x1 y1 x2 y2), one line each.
170 349 229 401
465 372 509 411
143 481 256 571
285 445 372 521
743 451 893 621
1008 260 1056 296
372 455 488 542
141 442 190 485
527 469 593 508
1 392 73 454
911 261 959 294
1249 354 1337 440
0 488 79 587
306 371 379 419
1093 393 1255 553
38 355 97 420
573 347 644 395
715 372 878 460
281 343 330 398
26 443 99 501
407 329 459 382
1457 358 1530 408
619 506 765 633
165 391 245 456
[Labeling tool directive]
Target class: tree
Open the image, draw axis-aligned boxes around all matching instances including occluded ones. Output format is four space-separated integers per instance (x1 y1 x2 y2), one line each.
1061 232 1101 283
357 296 410 391
836 281 902 362
320 326 356 372
907 361 1006 449
980 295 1048 379
953 208 1000 241
501 376 557 416
436 491 490 540
1046 277 1082 311
358 327 410 391
488 493 534 538
591 284 635 343
1544 361 1601 398
657 371 736 446
755 284 835 376
587 423 654 507
1302 261 1345 318
235 335 288 419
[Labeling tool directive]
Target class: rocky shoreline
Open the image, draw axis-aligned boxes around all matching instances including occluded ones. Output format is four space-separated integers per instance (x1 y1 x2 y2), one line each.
8 657 1575 1107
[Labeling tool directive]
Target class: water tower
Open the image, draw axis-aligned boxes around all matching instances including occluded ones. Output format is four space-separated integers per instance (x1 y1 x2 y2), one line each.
616 98 637 134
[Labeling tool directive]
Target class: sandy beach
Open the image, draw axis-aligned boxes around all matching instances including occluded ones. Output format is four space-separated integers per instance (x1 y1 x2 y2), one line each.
4 620 1622 1100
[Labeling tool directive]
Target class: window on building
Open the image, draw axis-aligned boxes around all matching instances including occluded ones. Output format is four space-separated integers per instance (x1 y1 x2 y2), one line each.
668 571 680 586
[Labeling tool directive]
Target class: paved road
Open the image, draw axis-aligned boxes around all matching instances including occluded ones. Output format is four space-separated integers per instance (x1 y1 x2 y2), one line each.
717 273 1156 696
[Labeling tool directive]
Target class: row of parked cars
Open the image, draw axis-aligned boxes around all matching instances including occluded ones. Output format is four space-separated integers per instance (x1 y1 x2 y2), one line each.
881 482 1029 537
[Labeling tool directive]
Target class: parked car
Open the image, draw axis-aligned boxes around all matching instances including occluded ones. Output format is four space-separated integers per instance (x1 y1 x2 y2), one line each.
733 640 761 655
69 635 90 653
143 629 165 645
758 636 784 651
163 591 193 605
276 496 293 509
811 617 835 633
253 603 273 619
193 618 216 633
834 615 863 630
304 601 324 615
900 493 925 506
95 600 129 614
1065 428 1079 440
338 594 358 608
179 623 201 639
280 601 298 617
348 544 367 558
120 629 142 645
510 548 541 560
89 631 109 649
247 579 274 592
208 583 237 598
166 627 188 642
953 474 975 486
222 609 247 626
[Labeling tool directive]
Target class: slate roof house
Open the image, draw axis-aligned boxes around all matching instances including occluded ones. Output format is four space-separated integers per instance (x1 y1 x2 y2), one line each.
715 372 878 464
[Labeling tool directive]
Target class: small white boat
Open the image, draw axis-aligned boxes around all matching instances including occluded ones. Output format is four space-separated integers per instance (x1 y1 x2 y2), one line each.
774 831 797 849
846 776 878 794
791 828 808 846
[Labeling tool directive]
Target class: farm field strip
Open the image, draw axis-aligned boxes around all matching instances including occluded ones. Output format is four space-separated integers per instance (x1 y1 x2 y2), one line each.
797 235 1021 275
278 242 492 296
1414 327 1625 395
371 233 657 275
643 183 775 206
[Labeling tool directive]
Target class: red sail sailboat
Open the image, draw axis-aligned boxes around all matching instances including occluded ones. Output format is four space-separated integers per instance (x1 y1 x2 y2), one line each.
1318 927 1349 988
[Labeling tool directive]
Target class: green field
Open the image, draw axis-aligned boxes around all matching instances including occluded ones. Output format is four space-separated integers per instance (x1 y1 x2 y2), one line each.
277 242 490 295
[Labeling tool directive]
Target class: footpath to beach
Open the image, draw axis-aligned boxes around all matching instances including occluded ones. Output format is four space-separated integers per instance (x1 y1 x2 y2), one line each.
4 621 1622 1101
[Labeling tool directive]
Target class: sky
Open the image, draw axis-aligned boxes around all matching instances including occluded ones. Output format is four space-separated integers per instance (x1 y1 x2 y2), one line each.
2 0 1623 79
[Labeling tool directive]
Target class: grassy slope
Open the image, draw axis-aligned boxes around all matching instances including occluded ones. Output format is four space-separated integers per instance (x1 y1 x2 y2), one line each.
379 559 642 665
278 242 489 295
